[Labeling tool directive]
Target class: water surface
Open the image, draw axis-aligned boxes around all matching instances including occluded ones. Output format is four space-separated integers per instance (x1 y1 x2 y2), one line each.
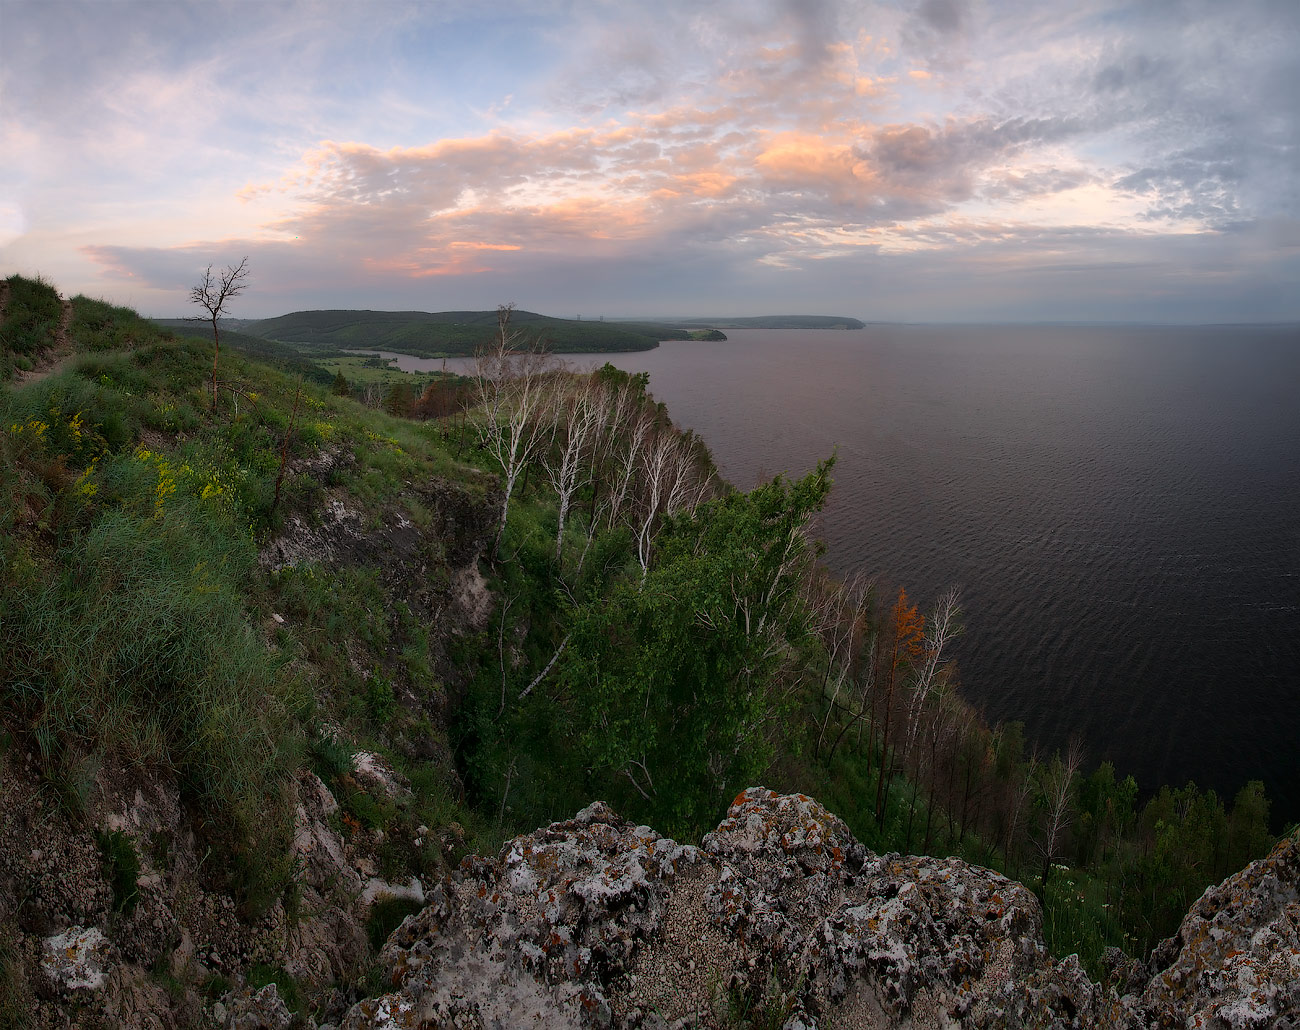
373 327 1300 821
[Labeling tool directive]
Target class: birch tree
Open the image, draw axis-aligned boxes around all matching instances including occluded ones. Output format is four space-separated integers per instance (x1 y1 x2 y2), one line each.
813 570 873 760
631 427 713 577
903 587 962 761
602 385 653 531
872 589 925 822
474 304 554 552
1035 739 1083 888
559 459 834 831
542 376 603 564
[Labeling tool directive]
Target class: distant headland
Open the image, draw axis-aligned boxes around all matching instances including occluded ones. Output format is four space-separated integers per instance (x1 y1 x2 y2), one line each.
156 308 864 359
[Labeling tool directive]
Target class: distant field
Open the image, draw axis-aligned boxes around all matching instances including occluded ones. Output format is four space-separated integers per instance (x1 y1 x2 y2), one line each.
315 354 449 387
242 309 686 357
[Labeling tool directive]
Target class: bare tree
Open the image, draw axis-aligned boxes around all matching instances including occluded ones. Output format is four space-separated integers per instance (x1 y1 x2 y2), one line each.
541 376 603 564
601 384 652 531
189 257 250 411
631 427 703 578
813 570 873 759
903 587 963 761
1035 738 1083 889
474 304 555 553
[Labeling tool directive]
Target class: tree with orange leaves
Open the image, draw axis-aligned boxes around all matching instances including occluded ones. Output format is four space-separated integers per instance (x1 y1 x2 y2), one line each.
875 586 925 824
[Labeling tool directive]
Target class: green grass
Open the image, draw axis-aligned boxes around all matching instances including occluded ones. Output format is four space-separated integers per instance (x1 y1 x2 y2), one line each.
154 319 334 386
0 273 62 380
246 964 305 1015
366 897 424 952
97 829 141 914
71 296 170 354
1039 865 1127 980
1 297 326 909
314 354 445 388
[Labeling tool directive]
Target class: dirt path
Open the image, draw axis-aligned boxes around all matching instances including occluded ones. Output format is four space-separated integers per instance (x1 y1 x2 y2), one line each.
13 296 75 386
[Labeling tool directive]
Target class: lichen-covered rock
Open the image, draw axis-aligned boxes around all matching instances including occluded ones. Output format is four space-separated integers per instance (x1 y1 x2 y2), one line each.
343 800 702 1028
1133 832 1300 1028
342 789 1108 1028
41 925 113 996
224 982 298 1029
351 751 411 803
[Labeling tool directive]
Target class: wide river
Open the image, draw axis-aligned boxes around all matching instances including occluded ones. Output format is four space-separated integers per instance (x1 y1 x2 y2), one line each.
367 325 1300 824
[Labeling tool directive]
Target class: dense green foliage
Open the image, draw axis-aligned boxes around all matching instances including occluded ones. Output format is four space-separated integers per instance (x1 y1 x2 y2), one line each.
0 275 1282 996
243 308 679 356
0 273 62 379
560 463 831 832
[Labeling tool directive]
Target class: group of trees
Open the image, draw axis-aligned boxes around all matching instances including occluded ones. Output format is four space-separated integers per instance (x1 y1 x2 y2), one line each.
470 305 718 564
384 299 1277 970
799 571 1277 964
561 460 833 830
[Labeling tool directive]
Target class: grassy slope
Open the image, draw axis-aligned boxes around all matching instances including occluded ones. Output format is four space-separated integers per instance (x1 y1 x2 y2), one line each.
244 308 689 356
0 274 63 379
1 277 1280 992
153 319 335 386
1 282 502 919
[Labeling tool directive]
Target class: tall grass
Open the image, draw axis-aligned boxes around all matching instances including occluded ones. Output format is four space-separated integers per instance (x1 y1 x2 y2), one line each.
3 459 302 815
0 274 62 380
71 295 171 353
1 330 305 907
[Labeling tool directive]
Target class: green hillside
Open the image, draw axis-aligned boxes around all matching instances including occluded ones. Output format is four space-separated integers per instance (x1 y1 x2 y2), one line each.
0 274 1281 1022
661 314 866 329
0 273 64 379
154 318 334 385
244 308 689 356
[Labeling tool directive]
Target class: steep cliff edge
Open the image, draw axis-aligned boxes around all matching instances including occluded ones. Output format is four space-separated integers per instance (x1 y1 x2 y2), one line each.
346 788 1299 1030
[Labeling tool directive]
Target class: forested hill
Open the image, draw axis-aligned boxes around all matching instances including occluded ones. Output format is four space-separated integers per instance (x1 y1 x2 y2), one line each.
242 308 691 356
659 315 866 329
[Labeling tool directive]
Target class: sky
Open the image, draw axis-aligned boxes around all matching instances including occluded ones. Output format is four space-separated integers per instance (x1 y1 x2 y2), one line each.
2 0 1298 322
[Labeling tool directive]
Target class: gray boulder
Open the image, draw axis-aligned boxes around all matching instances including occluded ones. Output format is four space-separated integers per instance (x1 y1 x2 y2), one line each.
342 788 1120 1028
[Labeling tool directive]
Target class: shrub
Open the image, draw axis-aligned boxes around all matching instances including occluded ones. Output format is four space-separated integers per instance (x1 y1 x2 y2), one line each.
96 829 140 914
0 274 62 378
366 896 424 952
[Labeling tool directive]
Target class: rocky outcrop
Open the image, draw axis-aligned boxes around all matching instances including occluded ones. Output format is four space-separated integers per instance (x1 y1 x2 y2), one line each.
6 773 1297 1028
344 788 1300 1030
0 748 395 1028
1136 828 1300 1027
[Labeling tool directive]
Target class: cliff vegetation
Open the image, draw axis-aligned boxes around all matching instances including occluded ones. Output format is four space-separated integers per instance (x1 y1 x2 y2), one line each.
0 274 1288 1026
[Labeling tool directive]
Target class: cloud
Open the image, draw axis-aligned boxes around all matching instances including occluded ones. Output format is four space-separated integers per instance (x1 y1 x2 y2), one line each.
6 0 1298 322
